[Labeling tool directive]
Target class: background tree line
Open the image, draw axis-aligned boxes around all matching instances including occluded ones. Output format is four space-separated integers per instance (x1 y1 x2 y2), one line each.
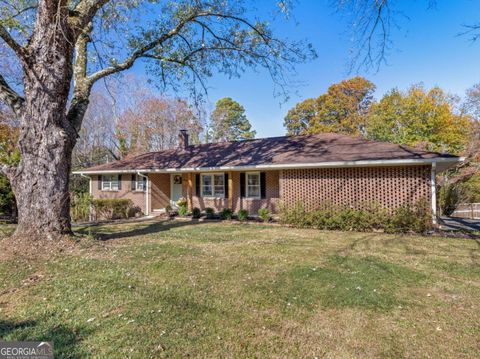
284 77 480 213
72 78 256 170
1 73 478 219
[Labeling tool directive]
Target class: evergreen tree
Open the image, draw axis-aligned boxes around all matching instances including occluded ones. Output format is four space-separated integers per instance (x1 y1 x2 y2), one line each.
210 98 256 142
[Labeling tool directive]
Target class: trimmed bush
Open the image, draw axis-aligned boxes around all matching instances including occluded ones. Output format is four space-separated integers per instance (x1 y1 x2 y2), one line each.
279 200 431 234
237 209 248 222
258 208 270 222
92 198 133 220
192 207 201 219
220 208 233 220
205 207 215 219
385 199 432 233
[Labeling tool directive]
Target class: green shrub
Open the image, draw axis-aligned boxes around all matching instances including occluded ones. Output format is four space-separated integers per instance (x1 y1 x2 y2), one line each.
0 175 15 218
386 199 432 233
128 206 142 218
220 208 233 220
178 205 188 217
165 205 173 216
71 192 92 222
258 208 270 222
279 200 431 234
192 207 201 218
279 202 309 228
237 209 249 221
205 207 215 219
92 198 133 220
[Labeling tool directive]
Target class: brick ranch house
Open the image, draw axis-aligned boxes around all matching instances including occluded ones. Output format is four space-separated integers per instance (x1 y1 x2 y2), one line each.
73 131 462 224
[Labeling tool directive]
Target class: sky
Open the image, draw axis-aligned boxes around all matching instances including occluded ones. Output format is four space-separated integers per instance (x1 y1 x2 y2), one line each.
132 0 480 138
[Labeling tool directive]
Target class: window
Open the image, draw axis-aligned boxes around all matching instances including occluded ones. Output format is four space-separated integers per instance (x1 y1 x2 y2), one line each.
134 174 145 191
102 175 119 191
201 173 225 197
246 172 261 198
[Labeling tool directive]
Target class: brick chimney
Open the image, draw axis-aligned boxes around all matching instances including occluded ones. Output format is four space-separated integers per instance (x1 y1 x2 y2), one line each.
178 129 189 149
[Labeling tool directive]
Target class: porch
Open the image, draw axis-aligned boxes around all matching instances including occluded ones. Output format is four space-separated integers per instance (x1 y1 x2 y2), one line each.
147 171 280 215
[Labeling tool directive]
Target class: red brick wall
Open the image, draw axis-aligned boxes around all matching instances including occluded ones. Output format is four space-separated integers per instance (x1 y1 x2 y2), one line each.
91 174 146 213
90 166 431 217
190 172 228 211
279 165 431 211
233 171 280 213
189 171 280 214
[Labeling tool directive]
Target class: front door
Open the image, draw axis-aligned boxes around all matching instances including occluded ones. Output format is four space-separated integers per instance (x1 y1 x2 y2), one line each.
170 174 183 207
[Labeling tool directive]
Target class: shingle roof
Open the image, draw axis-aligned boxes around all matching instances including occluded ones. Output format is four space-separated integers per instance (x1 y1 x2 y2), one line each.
76 133 461 173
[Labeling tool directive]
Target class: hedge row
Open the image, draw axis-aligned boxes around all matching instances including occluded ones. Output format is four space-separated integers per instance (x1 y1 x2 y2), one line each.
70 195 141 222
278 200 432 233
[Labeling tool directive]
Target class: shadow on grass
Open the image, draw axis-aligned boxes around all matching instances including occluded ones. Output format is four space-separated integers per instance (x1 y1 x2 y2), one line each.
75 218 204 241
0 319 92 357
262 255 426 312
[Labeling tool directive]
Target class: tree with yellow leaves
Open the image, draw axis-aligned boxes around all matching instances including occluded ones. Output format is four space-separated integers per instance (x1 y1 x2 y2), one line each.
365 85 472 155
284 77 376 136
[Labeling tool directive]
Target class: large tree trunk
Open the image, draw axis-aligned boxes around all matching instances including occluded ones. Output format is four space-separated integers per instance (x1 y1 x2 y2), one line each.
11 0 77 238
12 133 74 238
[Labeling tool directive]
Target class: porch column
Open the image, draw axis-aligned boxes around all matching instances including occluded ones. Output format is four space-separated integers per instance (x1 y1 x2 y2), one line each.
187 173 193 211
228 171 233 209
431 162 437 225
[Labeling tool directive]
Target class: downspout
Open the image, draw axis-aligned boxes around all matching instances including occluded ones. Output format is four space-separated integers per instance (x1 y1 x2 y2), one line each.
431 162 437 225
137 172 149 216
80 173 93 222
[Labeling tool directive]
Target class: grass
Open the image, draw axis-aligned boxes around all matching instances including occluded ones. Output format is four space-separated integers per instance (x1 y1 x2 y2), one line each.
0 219 479 358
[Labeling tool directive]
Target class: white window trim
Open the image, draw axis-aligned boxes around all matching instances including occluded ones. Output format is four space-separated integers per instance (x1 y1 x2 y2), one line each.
201 172 225 198
133 174 146 191
245 172 261 199
101 175 119 191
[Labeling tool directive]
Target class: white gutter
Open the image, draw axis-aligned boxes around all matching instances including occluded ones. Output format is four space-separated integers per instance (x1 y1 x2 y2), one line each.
72 157 463 175
431 162 437 225
136 172 149 215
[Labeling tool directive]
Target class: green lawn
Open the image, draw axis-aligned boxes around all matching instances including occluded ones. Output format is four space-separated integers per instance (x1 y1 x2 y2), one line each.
1 219 479 358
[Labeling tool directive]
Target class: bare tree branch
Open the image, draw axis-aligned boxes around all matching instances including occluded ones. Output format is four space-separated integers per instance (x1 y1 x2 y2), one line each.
86 11 210 84
0 24 27 63
0 72 24 117
2 4 37 22
336 0 393 72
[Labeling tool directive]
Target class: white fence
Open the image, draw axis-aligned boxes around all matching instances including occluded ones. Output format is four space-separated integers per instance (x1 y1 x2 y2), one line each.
451 203 480 219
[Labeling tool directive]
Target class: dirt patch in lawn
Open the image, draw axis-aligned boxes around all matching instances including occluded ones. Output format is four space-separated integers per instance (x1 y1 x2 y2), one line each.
0 231 102 261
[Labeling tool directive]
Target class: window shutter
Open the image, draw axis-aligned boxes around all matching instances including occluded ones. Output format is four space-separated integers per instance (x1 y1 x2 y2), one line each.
195 174 200 197
143 176 147 192
131 174 136 190
240 172 245 198
260 172 266 199
117 175 122 190
224 173 229 199
98 175 102 190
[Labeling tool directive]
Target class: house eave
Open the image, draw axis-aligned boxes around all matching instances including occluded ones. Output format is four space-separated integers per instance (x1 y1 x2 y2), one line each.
72 157 463 175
